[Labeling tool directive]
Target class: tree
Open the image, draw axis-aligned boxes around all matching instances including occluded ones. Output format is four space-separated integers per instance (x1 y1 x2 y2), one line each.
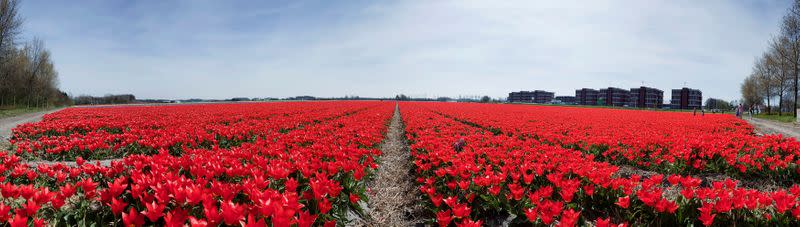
0 0 64 108
741 74 764 107
768 40 793 115
753 55 774 114
395 94 410 101
436 97 453 102
773 0 800 117
24 38 58 107
704 98 731 111
72 94 135 105
0 0 22 59
746 1 800 116
480 96 491 103
0 0 23 106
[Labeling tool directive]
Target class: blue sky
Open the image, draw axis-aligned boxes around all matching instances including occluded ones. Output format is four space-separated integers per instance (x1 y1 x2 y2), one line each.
18 0 790 100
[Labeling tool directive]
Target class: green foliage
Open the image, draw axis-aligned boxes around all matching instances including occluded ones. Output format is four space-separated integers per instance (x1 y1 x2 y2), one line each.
753 113 796 123
0 106 51 118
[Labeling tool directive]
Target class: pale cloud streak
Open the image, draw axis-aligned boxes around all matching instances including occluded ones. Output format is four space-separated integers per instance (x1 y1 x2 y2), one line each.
19 0 790 100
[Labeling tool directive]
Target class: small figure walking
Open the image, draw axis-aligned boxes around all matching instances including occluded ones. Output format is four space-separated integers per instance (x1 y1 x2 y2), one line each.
736 104 742 118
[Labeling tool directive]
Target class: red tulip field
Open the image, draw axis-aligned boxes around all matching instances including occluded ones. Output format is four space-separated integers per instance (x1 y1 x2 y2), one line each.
1 102 394 227
1 101 800 226
403 102 800 226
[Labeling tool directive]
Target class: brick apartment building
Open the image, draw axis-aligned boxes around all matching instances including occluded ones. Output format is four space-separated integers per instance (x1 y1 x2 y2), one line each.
575 88 599 105
533 90 554 103
629 86 663 108
508 91 534 103
509 87 701 109
598 87 629 107
508 90 554 103
671 87 702 109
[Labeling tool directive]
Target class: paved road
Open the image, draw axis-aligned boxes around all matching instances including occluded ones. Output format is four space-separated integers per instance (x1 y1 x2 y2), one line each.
0 108 65 141
745 117 800 140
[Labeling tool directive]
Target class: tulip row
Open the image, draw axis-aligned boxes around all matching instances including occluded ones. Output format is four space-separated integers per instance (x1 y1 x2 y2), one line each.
11 102 372 161
0 101 395 226
401 102 800 226
424 103 800 182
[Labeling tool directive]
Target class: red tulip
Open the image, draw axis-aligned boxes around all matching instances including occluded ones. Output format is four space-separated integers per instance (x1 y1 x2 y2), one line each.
456 219 483 227
452 203 471 218
110 197 128 216
32 218 45 227
349 193 360 204
164 207 188 227
436 210 452 227
558 209 581 227
616 196 630 209
8 213 27 227
221 201 244 225
297 210 317 227
189 216 208 227
698 204 716 226
21 200 40 217
0 203 10 222
142 201 165 222
595 217 612 227
122 208 145 227
243 214 266 227
524 208 538 223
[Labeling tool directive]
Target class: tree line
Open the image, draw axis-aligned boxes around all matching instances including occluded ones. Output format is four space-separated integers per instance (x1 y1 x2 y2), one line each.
0 0 69 108
742 0 800 116
704 98 732 111
73 94 136 105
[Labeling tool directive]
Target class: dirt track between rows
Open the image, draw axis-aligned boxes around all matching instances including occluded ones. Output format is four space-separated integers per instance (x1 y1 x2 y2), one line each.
745 117 800 140
357 104 425 226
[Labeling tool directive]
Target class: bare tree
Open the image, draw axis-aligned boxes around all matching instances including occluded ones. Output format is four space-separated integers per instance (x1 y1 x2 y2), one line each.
742 74 764 107
0 0 66 108
767 40 793 115
774 0 800 117
0 0 23 106
22 38 57 107
753 55 770 113
0 0 22 58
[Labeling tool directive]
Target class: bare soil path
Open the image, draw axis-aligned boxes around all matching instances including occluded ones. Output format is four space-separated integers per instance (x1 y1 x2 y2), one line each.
745 117 800 140
357 104 425 226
